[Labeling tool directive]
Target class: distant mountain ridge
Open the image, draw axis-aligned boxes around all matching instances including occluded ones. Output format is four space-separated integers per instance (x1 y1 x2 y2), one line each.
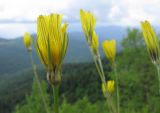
0 26 126 75
0 38 7 41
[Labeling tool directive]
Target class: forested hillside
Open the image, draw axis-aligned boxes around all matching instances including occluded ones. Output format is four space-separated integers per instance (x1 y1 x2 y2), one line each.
0 29 160 113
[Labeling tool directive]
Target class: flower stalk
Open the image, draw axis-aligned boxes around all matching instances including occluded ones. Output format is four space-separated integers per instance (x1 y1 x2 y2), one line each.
156 65 160 94
53 85 59 113
23 32 50 113
47 70 61 113
34 13 68 113
29 52 50 113
90 48 105 83
91 47 116 113
113 63 120 113
80 9 116 113
102 39 120 113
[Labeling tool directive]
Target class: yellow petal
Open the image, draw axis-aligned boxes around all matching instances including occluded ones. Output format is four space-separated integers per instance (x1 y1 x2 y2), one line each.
107 80 115 93
102 80 115 94
102 40 116 63
91 31 99 51
141 20 160 62
36 13 68 70
80 9 96 44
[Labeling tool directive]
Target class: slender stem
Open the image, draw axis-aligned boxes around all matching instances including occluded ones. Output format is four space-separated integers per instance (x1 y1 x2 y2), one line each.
89 48 116 113
105 92 117 113
90 47 106 83
97 55 106 83
97 56 106 79
113 63 120 113
29 52 50 113
53 85 59 113
156 66 160 95
93 55 105 83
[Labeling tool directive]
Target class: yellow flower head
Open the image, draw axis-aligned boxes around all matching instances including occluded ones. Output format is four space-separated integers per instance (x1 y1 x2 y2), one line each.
102 80 115 94
36 14 68 71
141 20 160 63
24 32 32 51
91 31 99 54
102 40 116 63
80 9 96 45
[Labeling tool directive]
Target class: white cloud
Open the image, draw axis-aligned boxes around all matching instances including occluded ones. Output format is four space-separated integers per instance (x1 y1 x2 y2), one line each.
0 0 72 21
0 23 36 39
115 0 160 26
0 0 160 38
0 0 160 25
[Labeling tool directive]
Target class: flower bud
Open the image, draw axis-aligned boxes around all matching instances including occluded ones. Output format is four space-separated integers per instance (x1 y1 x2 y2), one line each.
102 80 115 94
24 32 32 51
102 40 116 63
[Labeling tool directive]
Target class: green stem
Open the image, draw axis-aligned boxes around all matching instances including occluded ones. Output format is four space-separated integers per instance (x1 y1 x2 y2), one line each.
89 48 116 113
156 66 160 95
97 55 106 83
90 47 106 83
53 85 59 113
113 63 120 113
105 92 117 113
29 52 50 113
93 55 105 83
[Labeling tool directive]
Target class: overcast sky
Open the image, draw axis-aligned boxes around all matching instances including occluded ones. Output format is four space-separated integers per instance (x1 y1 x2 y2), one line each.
0 0 160 39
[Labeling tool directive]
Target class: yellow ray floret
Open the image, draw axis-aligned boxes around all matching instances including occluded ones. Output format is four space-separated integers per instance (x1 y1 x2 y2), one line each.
36 14 68 70
102 80 115 94
141 20 160 62
80 9 96 44
91 31 99 53
102 40 116 63
24 32 32 51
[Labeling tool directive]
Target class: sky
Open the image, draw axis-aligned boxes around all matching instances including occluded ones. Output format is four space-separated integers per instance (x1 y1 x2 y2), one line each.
0 0 160 39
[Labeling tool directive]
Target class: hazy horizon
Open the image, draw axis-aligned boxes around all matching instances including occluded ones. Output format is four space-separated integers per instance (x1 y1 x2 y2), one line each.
0 23 130 39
